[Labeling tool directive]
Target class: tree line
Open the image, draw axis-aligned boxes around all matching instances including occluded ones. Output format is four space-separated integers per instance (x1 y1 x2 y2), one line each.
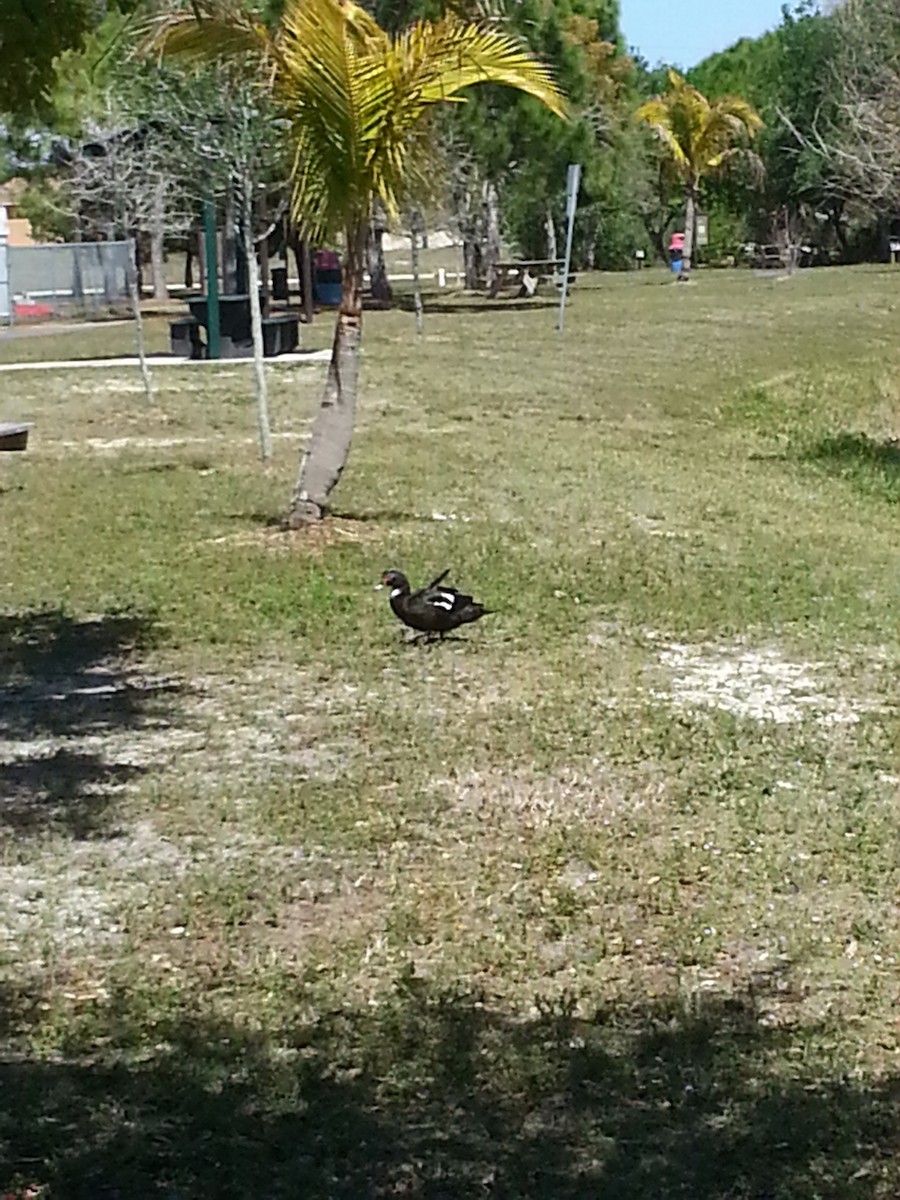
1 0 897 278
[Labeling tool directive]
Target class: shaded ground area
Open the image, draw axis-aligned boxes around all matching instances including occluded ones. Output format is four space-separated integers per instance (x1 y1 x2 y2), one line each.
0 608 180 837
1 978 897 1198
802 432 900 503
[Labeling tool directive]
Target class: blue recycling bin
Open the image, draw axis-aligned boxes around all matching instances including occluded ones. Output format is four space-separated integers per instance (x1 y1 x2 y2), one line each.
313 249 342 306
314 271 342 306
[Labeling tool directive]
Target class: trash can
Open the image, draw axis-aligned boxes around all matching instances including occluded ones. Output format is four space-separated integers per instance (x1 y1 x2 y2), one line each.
313 249 342 306
271 266 289 301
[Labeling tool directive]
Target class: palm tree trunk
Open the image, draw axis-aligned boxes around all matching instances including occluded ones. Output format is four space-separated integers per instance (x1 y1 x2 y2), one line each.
288 225 366 526
410 212 424 337
368 202 392 304
483 179 501 294
301 240 314 325
681 185 697 278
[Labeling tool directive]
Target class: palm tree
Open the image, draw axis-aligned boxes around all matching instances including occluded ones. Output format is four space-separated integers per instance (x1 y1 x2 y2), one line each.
152 0 567 525
636 69 762 278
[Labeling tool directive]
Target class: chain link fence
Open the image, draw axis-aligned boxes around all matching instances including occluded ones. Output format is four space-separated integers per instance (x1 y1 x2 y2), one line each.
4 240 135 323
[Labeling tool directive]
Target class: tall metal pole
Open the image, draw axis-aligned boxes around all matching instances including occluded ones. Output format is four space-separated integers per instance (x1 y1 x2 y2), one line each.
203 196 220 360
0 204 9 325
557 163 581 334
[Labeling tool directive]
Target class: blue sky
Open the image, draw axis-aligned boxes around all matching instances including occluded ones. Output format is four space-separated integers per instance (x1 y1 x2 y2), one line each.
620 0 797 68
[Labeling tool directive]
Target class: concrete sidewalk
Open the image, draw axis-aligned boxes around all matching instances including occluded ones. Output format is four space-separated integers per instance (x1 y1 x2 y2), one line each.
0 349 332 372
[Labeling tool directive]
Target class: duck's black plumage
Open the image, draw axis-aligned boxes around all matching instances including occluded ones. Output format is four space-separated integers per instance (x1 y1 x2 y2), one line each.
381 569 491 640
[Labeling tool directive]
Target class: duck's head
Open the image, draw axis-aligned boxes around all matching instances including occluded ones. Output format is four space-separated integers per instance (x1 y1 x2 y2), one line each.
378 569 409 595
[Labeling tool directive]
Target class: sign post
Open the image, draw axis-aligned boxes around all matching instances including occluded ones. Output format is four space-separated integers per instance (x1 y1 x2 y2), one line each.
557 163 581 334
0 205 9 325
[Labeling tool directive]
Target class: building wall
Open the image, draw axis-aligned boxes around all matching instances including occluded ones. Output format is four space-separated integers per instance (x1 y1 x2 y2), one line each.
6 217 35 247
0 180 37 247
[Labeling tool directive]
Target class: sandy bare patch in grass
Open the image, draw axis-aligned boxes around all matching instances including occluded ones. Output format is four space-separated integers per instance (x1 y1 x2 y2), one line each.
0 817 366 970
68 373 242 395
631 514 696 540
69 377 152 396
1 660 359 797
203 517 373 552
0 820 189 959
57 430 307 453
648 636 892 725
436 761 665 830
0 659 367 961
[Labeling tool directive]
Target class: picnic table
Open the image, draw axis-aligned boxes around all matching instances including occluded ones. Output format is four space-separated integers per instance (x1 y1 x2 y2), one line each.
171 293 300 360
489 259 567 299
0 422 33 452
753 244 786 270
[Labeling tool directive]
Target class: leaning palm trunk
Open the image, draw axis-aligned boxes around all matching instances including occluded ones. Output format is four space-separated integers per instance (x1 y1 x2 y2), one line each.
288 228 366 525
243 175 272 462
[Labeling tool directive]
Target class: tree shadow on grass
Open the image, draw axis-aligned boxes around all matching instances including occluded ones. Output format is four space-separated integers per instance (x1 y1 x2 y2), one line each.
221 509 290 530
396 294 559 315
799 432 900 502
1 975 897 1198
0 750 142 837
0 608 182 837
330 507 424 525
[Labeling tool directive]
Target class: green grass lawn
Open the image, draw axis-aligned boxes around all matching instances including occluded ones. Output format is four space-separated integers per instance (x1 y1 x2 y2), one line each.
1 265 899 1198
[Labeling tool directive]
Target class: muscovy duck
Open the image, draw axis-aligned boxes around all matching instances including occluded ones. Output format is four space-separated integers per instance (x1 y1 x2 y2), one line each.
379 569 492 641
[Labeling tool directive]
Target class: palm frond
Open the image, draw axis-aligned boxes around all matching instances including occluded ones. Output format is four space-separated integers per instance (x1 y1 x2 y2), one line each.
393 18 567 115
636 68 762 185
278 0 565 239
144 3 272 63
278 0 391 239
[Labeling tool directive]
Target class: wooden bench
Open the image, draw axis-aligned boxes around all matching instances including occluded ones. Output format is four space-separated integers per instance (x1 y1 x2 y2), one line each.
219 314 300 359
261 313 300 356
170 312 299 359
490 259 568 298
0 422 33 452
169 315 206 360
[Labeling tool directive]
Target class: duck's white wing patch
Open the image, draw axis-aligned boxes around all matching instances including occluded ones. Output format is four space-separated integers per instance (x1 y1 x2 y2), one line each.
429 590 457 611
390 587 404 599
